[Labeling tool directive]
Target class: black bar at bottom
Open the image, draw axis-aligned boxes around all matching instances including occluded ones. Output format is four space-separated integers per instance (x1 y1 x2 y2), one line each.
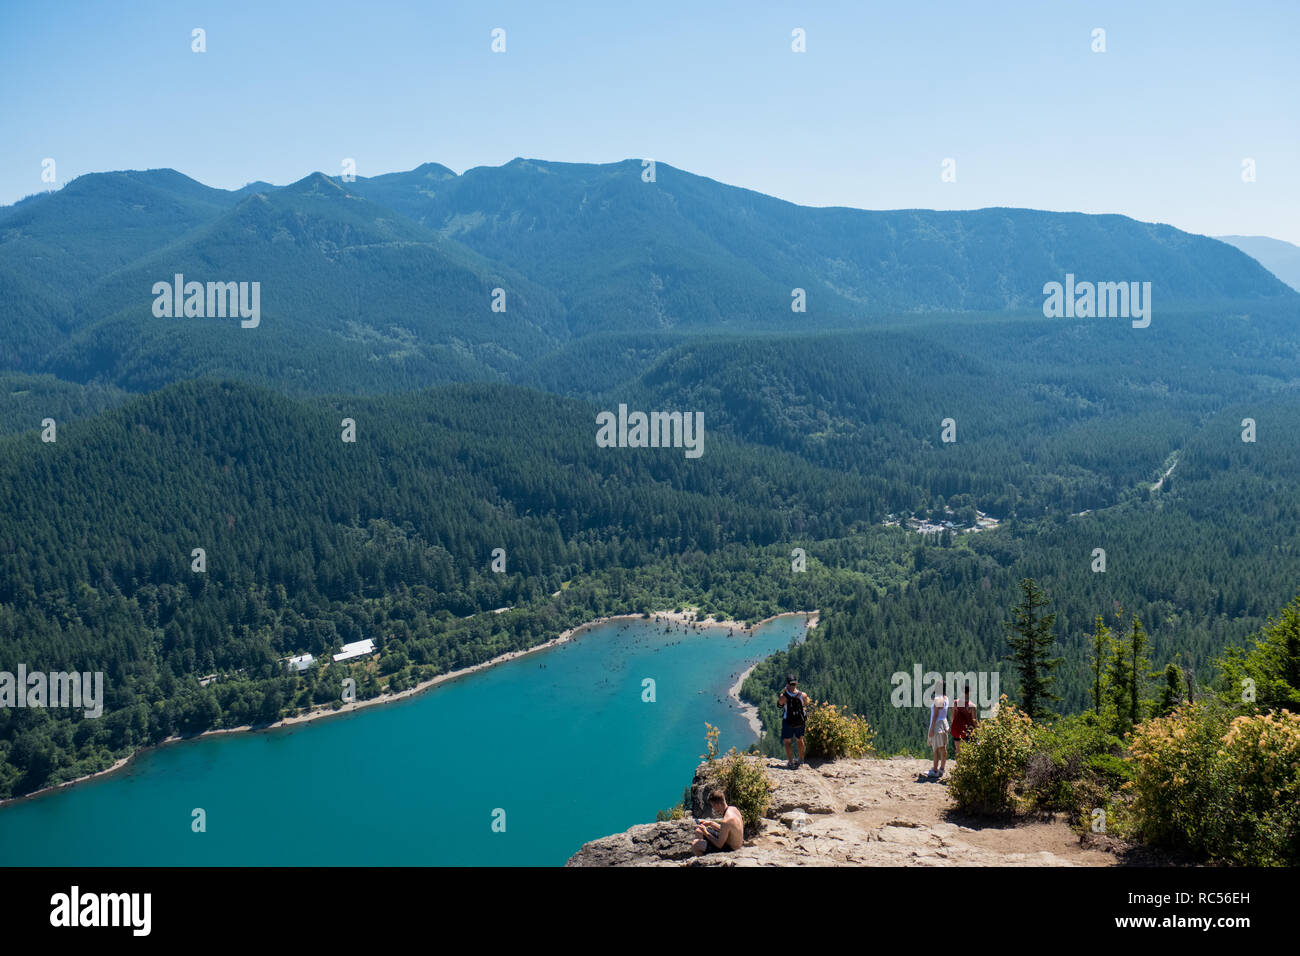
0 865 1274 940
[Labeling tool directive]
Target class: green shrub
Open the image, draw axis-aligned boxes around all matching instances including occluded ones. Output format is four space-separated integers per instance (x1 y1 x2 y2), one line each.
1128 703 1230 855
710 749 773 832
1216 710 1300 864
1086 752 1132 790
948 698 1035 815
1131 705 1300 864
1020 712 1129 821
1083 787 1138 841
803 701 876 760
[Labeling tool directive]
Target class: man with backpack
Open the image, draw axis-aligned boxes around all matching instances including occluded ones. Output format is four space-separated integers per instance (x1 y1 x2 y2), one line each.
777 674 810 768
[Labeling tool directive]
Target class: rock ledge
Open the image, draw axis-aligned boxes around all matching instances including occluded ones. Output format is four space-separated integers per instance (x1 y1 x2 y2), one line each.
566 756 1116 867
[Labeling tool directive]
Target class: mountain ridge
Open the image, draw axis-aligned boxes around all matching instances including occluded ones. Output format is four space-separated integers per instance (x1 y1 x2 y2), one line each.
1216 234 1300 291
2 159 1295 399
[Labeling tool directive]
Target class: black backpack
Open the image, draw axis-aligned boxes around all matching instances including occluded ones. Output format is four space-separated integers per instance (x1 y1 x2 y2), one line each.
785 692 806 726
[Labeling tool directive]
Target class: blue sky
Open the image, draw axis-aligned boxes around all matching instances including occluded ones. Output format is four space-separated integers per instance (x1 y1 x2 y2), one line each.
2 0 1297 241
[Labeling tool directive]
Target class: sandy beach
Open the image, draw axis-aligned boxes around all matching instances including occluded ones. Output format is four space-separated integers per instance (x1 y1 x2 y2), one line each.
729 662 763 735
1 606 821 808
654 607 819 633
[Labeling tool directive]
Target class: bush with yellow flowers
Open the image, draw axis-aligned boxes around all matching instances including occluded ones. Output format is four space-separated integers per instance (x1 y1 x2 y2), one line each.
1215 710 1300 864
802 700 875 761
1131 705 1299 864
1127 703 1228 854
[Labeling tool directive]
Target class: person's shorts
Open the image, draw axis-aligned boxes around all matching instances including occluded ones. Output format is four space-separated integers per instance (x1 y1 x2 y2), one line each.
782 721 805 739
697 837 733 854
928 731 949 749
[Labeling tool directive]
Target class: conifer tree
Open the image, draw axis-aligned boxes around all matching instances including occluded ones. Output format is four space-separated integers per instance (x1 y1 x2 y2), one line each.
1004 578 1061 719
1128 616 1151 726
1108 622 1133 733
1089 615 1112 714
1158 662 1184 716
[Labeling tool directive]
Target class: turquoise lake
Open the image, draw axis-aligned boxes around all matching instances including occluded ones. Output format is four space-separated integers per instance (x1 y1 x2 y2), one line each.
0 614 807 866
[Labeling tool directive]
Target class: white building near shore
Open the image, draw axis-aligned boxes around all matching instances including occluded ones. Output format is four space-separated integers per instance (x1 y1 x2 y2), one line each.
332 639 376 663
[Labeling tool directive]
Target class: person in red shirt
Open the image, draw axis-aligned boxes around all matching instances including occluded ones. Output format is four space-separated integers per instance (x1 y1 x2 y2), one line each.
950 682 980 758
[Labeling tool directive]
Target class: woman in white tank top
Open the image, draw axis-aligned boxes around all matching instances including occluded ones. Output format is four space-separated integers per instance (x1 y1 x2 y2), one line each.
926 679 950 778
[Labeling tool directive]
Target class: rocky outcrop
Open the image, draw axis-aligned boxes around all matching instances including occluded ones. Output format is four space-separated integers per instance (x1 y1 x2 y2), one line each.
567 820 702 866
567 756 1119 867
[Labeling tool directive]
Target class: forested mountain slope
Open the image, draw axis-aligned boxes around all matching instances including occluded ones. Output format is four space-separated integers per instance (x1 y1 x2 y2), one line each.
745 395 1300 752
2 160 1293 399
0 378 880 797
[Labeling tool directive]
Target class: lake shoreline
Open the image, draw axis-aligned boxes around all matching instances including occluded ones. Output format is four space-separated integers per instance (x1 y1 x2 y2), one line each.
0 607 819 810
727 611 819 737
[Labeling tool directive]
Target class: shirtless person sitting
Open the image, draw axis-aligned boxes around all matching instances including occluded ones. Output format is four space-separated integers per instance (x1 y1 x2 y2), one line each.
691 788 744 855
